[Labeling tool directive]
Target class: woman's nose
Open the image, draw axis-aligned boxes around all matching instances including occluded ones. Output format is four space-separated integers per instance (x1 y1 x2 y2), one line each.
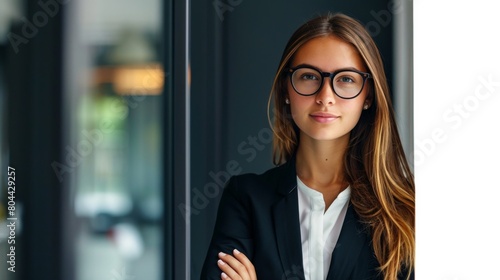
315 79 336 106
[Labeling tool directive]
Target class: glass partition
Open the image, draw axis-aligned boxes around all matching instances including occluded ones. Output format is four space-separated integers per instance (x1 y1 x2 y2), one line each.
62 1 164 279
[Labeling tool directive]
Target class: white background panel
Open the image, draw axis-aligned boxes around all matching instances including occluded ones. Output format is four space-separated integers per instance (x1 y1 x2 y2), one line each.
415 0 500 279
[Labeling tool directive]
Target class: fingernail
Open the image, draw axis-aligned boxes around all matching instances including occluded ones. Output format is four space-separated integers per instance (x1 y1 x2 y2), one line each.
233 248 240 254
218 252 226 257
218 259 226 265
221 272 228 279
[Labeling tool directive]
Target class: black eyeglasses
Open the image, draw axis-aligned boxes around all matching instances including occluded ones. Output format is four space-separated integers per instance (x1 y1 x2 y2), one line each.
286 66 372 99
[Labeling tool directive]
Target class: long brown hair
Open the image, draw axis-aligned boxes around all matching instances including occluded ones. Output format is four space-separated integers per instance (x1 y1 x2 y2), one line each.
268 13 415 279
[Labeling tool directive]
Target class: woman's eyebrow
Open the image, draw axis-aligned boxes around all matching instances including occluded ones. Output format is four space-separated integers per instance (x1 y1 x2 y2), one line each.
291 63 364 73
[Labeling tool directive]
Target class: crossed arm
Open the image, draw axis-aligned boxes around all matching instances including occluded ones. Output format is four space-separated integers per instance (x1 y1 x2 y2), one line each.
202 176 258 280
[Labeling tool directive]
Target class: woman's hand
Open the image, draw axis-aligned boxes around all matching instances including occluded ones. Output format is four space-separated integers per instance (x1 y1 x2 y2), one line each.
217 249 257 280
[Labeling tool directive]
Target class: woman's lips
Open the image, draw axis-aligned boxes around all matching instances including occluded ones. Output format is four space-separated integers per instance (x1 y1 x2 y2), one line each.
310 112 339 123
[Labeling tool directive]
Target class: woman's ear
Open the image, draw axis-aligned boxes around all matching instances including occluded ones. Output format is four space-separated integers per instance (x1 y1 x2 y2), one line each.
363 82 374 110
363 98 372 110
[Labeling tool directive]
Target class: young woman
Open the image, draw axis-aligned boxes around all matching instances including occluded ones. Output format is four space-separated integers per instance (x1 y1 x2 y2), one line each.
201 13 415 280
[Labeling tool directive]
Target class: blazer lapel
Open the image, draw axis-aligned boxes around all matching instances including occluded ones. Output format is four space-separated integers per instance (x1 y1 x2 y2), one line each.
271 157 306 280
326 204 371 279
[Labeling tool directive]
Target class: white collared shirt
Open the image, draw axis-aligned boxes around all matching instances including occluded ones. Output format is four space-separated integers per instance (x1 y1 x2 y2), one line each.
297 176 351 280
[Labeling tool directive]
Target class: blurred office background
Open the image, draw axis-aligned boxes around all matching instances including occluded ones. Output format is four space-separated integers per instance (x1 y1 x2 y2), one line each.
0 0 412 279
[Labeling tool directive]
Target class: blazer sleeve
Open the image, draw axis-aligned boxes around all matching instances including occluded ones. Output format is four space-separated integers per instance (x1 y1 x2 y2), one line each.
200 176 255 280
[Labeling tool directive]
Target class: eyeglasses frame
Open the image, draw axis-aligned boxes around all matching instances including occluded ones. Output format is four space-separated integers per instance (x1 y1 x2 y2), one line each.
286 65 372 99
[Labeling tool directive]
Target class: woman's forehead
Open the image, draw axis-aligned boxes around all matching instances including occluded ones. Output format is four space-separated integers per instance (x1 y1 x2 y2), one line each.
290 35 366 73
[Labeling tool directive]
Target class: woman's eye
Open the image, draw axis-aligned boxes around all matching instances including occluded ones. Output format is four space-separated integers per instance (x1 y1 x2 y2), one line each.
338 76 355 83
301 73 319 80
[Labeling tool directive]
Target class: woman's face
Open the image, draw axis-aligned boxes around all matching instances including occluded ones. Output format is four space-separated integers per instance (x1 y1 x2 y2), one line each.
287 35 370 144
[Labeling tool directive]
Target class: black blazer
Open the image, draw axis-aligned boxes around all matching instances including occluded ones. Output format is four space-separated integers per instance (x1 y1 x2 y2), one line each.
201 157 411 279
